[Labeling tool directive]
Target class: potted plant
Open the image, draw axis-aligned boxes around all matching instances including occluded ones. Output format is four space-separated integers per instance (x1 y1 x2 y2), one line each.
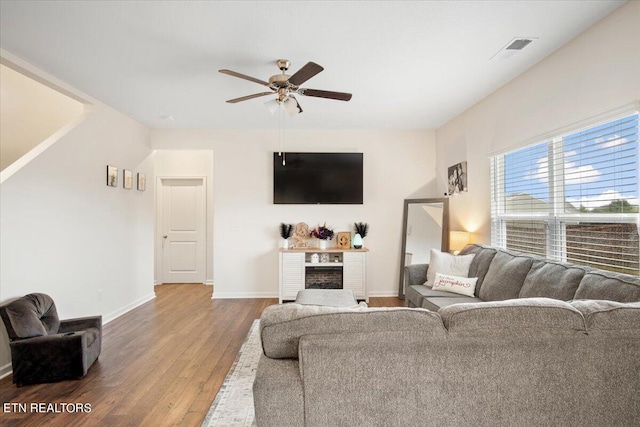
279 223 293 249
311 223 334 249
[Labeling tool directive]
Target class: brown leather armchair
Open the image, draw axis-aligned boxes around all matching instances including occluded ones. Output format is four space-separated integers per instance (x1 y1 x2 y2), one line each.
0 293 101 386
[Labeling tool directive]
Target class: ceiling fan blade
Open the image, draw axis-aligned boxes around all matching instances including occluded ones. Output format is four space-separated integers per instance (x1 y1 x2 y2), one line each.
299 88 352 101
288 62 324 86
219 69 270 87
226 92 274 103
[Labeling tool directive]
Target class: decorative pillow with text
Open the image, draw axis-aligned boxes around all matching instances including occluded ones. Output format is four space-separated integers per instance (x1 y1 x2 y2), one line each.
424 249 475 288
432 273 478 297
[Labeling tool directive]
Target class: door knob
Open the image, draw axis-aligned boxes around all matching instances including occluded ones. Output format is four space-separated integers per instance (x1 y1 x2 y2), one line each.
163 235 168 239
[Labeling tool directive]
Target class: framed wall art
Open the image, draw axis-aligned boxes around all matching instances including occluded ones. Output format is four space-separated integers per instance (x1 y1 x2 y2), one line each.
123 169 133 190
137 173 146 191
107 165 118 187
447 161 468 195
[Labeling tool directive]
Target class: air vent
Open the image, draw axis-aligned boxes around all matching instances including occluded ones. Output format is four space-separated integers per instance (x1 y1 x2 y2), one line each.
506 39 533 50
490 37 538 60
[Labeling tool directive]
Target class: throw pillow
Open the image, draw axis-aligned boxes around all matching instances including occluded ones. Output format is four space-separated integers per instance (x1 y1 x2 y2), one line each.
432 273 478 297
424 249 475 288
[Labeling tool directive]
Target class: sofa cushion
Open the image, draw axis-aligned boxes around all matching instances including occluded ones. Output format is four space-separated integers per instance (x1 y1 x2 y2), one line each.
570 300 640 332
406 285 463 311
574 270 640 302
432 273 477 297
422 296 482 311
406 284 467 308
410 285 469 299
479 250 534 301
459 244 497 296
260 304 444 359
440 298 585 333
424 249 475 288
405 285 427 307
519 260 586 301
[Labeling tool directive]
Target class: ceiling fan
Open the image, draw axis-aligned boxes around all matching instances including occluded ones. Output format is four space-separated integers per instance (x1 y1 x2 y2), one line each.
219 59 352 114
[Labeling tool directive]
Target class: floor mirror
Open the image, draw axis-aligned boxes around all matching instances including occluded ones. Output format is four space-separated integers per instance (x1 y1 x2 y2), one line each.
398 198 449 299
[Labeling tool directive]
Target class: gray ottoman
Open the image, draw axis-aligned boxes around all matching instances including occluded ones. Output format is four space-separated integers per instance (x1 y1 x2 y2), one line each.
295 289 358 307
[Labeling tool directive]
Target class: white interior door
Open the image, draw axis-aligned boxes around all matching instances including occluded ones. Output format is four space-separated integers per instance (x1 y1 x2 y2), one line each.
160 178 206 284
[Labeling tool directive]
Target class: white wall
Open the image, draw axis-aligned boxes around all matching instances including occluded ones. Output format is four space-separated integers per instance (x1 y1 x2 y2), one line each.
153 150 214 285
436 1 640 243
0 57 155 377
0 63 85 171
151 129 436 298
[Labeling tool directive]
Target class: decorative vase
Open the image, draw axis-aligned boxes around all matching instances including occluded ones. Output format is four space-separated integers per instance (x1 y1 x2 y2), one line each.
281 239 289 249
318 239 327 250
352 233 363 249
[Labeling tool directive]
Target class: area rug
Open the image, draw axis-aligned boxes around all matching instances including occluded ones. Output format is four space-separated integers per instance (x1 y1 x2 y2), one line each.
201 320 261 427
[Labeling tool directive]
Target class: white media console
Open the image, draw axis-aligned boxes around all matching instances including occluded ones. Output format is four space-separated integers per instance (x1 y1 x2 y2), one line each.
278 247 368 303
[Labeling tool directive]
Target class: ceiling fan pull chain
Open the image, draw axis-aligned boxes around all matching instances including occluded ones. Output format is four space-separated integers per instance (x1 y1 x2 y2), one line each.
279 105 285 164
282 108 286 166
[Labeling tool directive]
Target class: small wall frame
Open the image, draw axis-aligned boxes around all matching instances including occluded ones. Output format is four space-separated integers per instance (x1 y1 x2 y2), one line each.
137 173 146 191
107 165 118 187
123 169 133 189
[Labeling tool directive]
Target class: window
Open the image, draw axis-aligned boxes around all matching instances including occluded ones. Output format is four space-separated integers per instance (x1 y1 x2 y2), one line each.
491 113 639 275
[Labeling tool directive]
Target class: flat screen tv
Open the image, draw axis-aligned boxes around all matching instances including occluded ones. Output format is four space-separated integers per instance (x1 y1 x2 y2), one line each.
273 152 363 204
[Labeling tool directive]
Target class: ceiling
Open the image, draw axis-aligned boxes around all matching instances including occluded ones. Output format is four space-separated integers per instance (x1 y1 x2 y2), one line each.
0 1 626 130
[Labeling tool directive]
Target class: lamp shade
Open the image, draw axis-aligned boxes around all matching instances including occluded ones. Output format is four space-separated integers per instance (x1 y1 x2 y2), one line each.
450 231 470 254
282 97 300 115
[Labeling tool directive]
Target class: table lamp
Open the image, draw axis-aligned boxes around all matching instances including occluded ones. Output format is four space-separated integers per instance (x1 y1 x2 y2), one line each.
450 231 470 255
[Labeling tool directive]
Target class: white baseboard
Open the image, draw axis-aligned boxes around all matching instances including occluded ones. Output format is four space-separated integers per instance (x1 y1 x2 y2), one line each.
0 362 11 380
367 290 402 297
103 292 156 324
212 291 278 299
205 280 214 286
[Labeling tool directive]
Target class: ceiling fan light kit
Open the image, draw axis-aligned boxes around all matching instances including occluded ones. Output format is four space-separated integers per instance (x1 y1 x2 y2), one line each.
219 59 352 114
265 97 301 116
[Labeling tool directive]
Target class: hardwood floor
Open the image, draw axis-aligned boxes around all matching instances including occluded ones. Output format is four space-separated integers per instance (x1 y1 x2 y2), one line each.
0 285 404 426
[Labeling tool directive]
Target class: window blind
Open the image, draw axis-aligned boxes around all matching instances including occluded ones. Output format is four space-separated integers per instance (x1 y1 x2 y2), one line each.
491 113 639 275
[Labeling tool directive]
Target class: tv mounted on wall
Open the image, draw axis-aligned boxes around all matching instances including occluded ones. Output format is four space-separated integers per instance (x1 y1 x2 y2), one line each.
273 152 363 204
